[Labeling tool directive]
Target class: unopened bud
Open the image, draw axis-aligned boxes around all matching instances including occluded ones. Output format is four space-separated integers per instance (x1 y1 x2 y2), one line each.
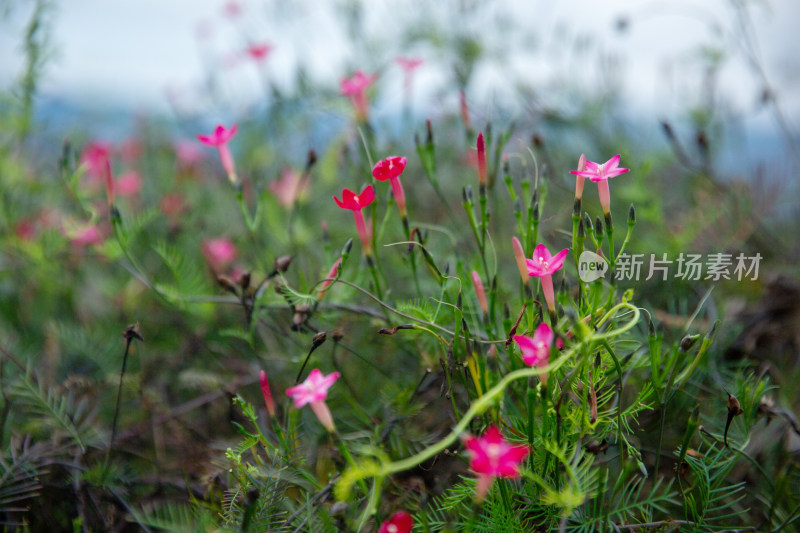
628 204 636 225
680 334 701 352
274 255 292 273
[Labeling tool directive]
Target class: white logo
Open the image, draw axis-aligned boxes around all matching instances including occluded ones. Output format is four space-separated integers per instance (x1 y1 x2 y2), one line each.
578 251 608 282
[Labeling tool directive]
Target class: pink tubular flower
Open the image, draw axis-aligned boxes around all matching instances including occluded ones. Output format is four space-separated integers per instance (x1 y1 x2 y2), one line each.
511 237 529 286
378 511 414 533
573 153 587 200
197 124 239 186
259 370 276 418
372 156 408 217
286 369 340 432
462 425 529 501
316 257 342 301
340 71 377 122
476 133 487 186
513 323 554 384
526 244 569 314
569 155 630 215
202 238 237 272
246 42 273 62
471 270 488 315
333 185 375 255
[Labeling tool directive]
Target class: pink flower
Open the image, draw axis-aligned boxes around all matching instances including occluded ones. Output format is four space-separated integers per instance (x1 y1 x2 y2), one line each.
471 270 488 315
511 237 529 286
570 155 630 215
270 167 309 208
395 56 423 73
333 186 375 255
223 0 242 18
119 138 142 164
116 171 142 197
340 71 377 122
513 323 554 384
246 42 273 62
68 224 104 247
175 140 205 168
476 133 487 186
378 511 414 533
259 370 276 418
202 238 237 272
286 369 340 432
462 425 529 501
372 156 408 217
197 124 239 186
79 142 112 185
526 244 569 313
160 193 186 220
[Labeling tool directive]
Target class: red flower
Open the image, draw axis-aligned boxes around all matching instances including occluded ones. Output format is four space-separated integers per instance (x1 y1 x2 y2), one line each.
197 124 239 186
476 133 487 185
372 157 408 217
462 425 529 501
378 511 414 533
259 370 276 418
334 186 375 254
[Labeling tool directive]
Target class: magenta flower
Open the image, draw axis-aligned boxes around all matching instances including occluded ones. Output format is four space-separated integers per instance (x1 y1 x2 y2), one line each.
246 42 273 62
372 156 408 217
79 142 112 185
471 270 488 316
526 244 569 313
202 238 237 273
286 369 340 432
513 323 554 384
116 170 142 197
340 71 377 122
378 511 414 533
569 155 630 215
396 56 423 97
259 370 276 418
67 223 104 247
462 425 529 501
333 185 375 255
197 124 239 186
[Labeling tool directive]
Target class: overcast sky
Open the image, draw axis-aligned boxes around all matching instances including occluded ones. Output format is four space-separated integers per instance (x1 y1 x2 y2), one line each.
1 0 798 134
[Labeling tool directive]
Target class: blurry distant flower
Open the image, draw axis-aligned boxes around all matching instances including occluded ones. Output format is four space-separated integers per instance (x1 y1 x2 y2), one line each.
378 511 414 533
120 138 142 164
202 238 237 272
197 124 239 186
526 244 569 314
80 142 112 185
269 167 309 208
396 56 423 73
333 185 375 254
67 223 104 247
513 323 554 383
223 0 242 18
372 156 407 218
160 193 186 220
462 425 529 501
570 155 629 215
246 42 273 62
259 370 276 418
14 219 37 241
459 90 472 132
286 369 340 432
340 71 377 123
116 171 142 197
175 140 205 176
